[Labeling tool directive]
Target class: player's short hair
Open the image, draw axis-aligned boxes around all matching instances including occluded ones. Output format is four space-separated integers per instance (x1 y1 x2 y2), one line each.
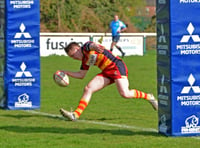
64 42 80 54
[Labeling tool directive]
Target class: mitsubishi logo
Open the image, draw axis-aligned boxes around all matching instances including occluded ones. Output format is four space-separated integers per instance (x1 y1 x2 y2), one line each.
14 23 31 39
15 62 32 77
181 74 200 94
180 22 200 43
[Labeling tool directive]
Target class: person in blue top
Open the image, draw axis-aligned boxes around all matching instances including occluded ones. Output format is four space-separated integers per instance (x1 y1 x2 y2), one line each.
109 15 127 58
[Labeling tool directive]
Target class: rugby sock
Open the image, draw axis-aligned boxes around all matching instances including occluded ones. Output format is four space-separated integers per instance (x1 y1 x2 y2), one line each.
116 47 125 57
116 47 123 53
74 98 88 119
131 89 149 100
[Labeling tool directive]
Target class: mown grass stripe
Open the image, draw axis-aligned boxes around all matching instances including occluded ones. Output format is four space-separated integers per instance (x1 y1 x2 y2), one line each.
25 110 157 132
25 110 200 140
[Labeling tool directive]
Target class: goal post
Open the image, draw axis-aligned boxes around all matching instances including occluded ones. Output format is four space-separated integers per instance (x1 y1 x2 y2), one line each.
0 0 5 107
157 0 200 136
0 0 40 109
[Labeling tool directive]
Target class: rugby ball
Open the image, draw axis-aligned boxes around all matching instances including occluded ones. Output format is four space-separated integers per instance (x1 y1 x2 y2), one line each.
53 71 69 87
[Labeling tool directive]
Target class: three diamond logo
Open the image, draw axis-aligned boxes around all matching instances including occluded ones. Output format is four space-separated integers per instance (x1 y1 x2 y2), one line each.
15 62 32 77
181 74 200 94
14 23 31 39
180 22 200 43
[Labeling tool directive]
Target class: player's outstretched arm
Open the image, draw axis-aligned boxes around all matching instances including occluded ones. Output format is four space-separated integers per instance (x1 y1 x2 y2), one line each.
62 70 87 79
89 42 104 53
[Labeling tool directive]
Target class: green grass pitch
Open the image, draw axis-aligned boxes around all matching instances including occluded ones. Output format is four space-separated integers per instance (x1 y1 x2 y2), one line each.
0 50 200 147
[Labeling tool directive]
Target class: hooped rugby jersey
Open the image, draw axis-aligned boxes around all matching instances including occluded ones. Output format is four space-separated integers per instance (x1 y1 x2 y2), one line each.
80 41 122 71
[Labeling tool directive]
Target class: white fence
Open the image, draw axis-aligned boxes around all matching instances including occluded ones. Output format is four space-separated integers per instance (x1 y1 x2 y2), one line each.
40 33 156 57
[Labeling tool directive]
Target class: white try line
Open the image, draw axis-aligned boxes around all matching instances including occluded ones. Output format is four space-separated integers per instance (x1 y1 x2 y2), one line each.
25 110 157 132
24 110 200 139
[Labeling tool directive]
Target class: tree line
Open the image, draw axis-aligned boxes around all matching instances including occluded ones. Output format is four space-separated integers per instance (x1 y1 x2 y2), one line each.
40 0 155 32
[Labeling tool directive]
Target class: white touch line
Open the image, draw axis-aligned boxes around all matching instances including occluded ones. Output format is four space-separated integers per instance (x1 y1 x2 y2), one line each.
25 110 157 132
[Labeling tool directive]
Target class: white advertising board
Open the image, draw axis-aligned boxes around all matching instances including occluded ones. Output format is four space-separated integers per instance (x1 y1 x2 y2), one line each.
40 35 143 56
93 36 144 56
40 36 90 56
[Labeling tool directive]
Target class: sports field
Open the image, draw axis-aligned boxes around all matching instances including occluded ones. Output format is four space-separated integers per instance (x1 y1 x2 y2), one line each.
0 50 200 147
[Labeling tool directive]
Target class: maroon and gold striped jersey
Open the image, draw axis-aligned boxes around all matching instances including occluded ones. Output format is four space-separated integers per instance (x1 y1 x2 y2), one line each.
80 41 122 71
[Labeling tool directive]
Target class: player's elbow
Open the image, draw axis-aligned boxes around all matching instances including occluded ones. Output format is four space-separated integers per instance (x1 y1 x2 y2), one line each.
79 73 86 79
79 75 85 79
78 70 87 79
123 28 127 32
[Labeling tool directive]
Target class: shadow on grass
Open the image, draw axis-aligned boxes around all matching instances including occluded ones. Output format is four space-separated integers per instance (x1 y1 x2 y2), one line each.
1 114 40 119
0 112 161 137
0 125 161 137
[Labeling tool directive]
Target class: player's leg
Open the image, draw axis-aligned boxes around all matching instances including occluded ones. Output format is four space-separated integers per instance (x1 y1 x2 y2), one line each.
114 78 158 110
114 78 146 99
114 36 125 57
110 36 119 52
60 75 111 120
115 45 125 58
110 41 115 52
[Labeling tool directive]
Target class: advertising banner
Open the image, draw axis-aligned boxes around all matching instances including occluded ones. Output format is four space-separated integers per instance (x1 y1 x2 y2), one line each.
4 0 40 109
170 1 200 136
93 36 144 56
157 0 200 136
40 36 90 56
40 36 144 57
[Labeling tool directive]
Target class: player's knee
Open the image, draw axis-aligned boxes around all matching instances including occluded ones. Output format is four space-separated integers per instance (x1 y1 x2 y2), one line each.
84 85 89 93
84 85 93 93
119 91 129 98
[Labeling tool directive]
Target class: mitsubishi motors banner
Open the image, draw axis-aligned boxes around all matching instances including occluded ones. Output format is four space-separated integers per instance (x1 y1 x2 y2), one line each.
157 0 200 136
4 0 40 109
